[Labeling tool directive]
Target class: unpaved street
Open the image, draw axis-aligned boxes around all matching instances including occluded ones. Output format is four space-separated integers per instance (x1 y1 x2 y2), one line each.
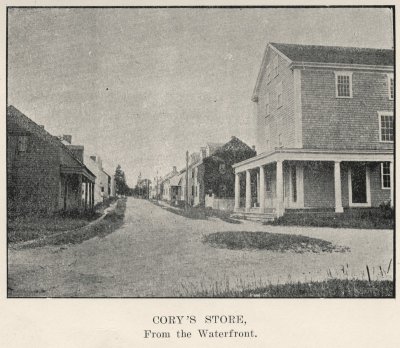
8 198 393 297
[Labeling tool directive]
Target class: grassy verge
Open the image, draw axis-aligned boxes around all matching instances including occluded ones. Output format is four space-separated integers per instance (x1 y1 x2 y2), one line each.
151 200 240 224
184 279 393 298
12 198 126 248
203 231 349 253
8 211 101 243
265 208 393 229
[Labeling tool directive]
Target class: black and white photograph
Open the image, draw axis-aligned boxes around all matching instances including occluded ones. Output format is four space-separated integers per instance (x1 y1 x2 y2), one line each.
6 6 394 300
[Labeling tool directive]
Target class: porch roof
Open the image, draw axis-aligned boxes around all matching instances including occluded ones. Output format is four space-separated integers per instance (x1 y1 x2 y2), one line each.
60 165 96 182
233 148 394 173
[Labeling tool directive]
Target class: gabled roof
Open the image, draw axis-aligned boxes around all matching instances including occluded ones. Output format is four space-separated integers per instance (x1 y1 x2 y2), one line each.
270 42 394 66
252 42 394 101
7 105 95 180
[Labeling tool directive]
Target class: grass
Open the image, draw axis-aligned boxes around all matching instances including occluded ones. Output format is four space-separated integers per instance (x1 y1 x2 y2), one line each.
182 279 394 298
265 208 394 229
203 231 349 253
8 212 101 243
151 200 241 224
10 198 126 247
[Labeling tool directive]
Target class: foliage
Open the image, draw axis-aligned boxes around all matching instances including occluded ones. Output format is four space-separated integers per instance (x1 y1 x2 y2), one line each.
267 208 394 229
183 279 394 298
114 164 130 195
203 137 256 198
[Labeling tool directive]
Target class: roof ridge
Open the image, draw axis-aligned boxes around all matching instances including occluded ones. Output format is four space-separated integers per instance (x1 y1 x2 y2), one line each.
270 42 393 51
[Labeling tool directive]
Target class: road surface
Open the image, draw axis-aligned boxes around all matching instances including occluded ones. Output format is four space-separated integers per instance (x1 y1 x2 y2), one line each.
8 198 393 297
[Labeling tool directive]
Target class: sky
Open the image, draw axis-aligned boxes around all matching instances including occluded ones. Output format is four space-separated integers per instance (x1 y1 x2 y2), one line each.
8 7 393 186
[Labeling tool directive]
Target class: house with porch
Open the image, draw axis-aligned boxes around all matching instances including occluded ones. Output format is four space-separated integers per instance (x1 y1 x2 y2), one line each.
233 43 394 219
7 105 96 215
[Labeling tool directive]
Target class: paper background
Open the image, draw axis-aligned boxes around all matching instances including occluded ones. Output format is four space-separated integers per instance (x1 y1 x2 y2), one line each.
1 1 399 347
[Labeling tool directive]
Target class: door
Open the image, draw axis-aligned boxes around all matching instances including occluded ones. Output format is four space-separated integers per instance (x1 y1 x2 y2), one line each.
349 163 370 206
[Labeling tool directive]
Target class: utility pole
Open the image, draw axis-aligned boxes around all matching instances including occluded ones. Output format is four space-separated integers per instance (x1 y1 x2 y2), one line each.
185 150 189 211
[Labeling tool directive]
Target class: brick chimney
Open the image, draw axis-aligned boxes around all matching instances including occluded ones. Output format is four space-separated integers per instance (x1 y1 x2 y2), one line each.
62 135 72 144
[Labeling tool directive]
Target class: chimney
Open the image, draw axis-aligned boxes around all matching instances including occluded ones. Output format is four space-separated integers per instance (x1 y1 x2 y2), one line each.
66 145 84 162
173 166 177 173
200 147 207 160
90 155 97 162
62 135 72 144
252 145 256 151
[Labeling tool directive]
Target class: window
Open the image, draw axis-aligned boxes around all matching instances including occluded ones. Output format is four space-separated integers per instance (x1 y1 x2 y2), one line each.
277 82 283 108
378 112 394 142
265 123 271 150
266 64 271 83
219 163 226 174
388 74 394 100
266 170 272 192
273 56 279 77
381 162 391 189
335 72 353 98
265 93 270 116
18 136 28 152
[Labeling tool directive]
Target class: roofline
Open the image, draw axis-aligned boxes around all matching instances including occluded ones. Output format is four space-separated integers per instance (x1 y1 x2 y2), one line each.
252 43 294 102
290 61 394 72
233 148 394 170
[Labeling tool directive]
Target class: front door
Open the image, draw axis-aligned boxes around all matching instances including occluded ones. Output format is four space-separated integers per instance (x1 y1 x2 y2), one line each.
349 163 370 206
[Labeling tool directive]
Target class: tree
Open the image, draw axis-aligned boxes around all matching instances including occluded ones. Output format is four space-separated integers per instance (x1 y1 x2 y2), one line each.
115 164 129 195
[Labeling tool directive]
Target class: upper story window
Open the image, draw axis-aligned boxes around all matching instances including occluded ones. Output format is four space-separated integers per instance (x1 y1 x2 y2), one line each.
381 162 391 189
273 56 279 77
265 123 271 150
277 82 283 108
266 64 271 84
18 135 29 152
335 71 353 98
387 73 394 100
378 111 393 143
265 93 270 117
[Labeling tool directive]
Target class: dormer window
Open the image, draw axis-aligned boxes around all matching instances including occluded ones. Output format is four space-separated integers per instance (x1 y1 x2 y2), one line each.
387 73 394 100
335 72 353 98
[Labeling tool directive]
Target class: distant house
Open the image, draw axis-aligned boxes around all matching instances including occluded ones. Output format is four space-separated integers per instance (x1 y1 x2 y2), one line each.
84 155 111 204
7 105 96 215
160 166 179 201
233 43 394 218
174 137 256 209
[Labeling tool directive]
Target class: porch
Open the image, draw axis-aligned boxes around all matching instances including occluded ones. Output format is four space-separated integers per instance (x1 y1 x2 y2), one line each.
60 165 96 212
233 149 393 219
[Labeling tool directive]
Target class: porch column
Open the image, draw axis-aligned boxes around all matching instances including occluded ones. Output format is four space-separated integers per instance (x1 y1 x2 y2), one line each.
390 161 394 208
91 183 95 209
259 165 266 213
78 174 83 209
245 170 251 212
256 172 260 204
234 172 240 211
84 180 88 210
334 161 344 213
276 161 284 217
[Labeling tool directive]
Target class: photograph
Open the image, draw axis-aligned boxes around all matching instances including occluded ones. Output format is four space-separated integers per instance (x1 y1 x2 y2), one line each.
6 6 394 298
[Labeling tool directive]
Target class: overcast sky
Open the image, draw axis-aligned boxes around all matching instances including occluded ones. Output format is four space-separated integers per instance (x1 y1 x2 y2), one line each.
8 7 393 186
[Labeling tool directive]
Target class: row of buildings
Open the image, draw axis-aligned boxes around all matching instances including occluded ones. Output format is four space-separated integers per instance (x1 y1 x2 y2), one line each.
7 105 116 216
153 43 394 219
150 137 256 210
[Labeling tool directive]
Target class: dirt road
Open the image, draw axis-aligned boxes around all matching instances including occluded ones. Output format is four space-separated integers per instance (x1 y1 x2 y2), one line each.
8 198 393 297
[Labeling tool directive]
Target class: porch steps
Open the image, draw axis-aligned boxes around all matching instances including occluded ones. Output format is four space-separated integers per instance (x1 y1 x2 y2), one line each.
231 211 276 222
